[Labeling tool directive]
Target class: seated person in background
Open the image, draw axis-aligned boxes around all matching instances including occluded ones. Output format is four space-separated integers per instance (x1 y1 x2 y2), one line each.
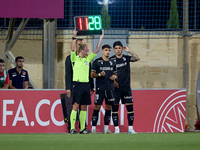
0 59 9 89
8 56 29 89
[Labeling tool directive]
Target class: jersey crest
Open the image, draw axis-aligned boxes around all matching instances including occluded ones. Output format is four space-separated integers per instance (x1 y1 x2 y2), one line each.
109 61 113 66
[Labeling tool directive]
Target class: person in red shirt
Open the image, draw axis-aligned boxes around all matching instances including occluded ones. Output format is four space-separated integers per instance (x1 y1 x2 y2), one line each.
0 59 9 89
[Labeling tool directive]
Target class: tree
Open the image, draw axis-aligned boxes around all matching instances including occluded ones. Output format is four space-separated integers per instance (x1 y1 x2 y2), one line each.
167 0 179 29
141 25 145 30
101 6 111 28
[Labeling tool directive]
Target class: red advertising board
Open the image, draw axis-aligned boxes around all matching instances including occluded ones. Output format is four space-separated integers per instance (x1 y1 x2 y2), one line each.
0 89 186 133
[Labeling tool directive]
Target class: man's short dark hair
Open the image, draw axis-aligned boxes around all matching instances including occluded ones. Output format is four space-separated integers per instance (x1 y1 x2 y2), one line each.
79 44 88 51
0 59 5 63
15 56 24 62
76 39 84 44
102 44 111 50
113 41 123 48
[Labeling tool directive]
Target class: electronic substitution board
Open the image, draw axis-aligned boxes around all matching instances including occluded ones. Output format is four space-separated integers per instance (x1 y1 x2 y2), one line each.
74 15 102 36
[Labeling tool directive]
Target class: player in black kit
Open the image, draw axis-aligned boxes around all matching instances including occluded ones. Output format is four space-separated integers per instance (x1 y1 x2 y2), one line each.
91 44 117 134
111 41 140 134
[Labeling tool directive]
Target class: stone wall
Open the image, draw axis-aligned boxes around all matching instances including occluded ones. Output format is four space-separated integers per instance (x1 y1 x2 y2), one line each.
129 34 183 89
187 35 200 129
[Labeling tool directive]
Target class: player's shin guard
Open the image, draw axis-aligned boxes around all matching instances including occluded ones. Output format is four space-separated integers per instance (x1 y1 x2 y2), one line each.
112 105 119 126
126 104 134 126
70 110 77 130
92 109 99 126
104 110 111 125
79 111 86 131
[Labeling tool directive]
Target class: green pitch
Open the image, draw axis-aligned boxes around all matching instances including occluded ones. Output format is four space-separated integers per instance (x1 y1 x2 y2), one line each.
0 132 200 150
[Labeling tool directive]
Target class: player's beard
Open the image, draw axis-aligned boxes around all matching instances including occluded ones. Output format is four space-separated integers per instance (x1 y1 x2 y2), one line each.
17 66 23 68
116 52 122 57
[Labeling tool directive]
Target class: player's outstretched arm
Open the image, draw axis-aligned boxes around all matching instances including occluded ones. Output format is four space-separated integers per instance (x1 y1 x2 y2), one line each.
93 29 104 54
123 46 140 62
71 29 78 52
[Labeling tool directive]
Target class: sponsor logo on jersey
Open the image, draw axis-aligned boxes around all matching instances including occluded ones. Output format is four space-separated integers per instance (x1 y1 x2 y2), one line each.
116 62 127 68
100 67 113 71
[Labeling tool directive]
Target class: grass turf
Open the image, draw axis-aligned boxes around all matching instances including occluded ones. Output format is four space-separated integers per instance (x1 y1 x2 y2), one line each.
0 132 200 150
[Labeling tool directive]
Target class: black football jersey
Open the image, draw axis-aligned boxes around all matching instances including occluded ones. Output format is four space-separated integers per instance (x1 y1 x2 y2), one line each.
91 57 117 91
110 55 131 87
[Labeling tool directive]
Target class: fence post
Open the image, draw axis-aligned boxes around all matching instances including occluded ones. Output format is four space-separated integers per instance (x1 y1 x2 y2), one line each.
183 0 189 89
183 0 192 129
43 19 56 89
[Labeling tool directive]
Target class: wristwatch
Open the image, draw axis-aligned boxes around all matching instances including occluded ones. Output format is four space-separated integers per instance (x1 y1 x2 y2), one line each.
72 37 77 40
98 73 101 77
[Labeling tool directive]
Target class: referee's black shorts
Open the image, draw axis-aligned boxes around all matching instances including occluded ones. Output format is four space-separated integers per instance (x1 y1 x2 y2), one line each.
72 82 91 105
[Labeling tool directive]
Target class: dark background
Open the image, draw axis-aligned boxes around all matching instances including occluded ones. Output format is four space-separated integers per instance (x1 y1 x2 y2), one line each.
0 0 199 31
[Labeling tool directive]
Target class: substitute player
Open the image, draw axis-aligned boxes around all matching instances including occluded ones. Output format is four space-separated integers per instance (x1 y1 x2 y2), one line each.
70 29 104 134
91 44 117 134
111 41 140 134
8 56 29 89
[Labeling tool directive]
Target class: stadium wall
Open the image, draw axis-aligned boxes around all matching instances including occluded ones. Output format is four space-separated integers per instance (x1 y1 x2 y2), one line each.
0 89 186 133
0 32 200 130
